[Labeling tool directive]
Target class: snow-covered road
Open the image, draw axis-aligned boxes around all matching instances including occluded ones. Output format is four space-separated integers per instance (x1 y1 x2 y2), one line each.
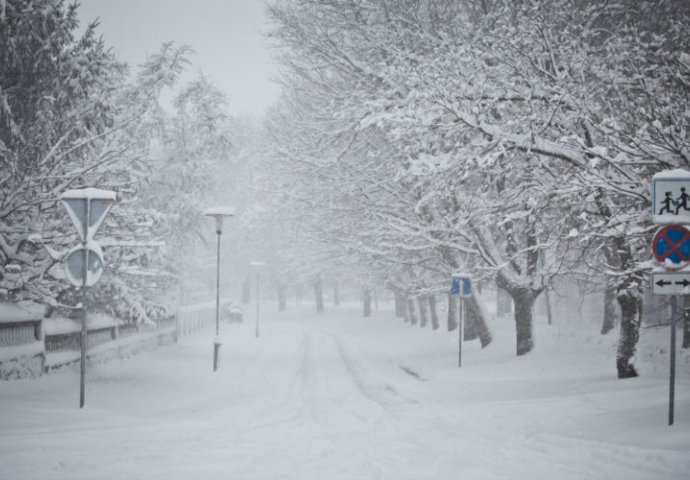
1 304 689 479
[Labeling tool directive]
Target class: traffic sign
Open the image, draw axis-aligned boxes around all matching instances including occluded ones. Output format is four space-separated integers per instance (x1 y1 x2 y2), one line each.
652 225 690 270
59 188 115 410
652 169 690 224
64 241 105 287
451 273 472 298
652 270 690 295
61 188 116 241
650 170 690 427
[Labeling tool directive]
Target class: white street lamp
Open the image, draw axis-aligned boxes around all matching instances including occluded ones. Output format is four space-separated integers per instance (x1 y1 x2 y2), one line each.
249 261 266 338
204 206 235 372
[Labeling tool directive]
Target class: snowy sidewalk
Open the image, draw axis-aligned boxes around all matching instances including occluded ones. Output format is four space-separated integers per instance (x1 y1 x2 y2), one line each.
1 305 689 479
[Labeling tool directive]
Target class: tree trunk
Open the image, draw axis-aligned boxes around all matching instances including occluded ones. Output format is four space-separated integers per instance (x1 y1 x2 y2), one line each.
241 276 251 304
576 281 587 323
314 277 324 313
596 192 642 378
278 284 287 312
601 276 617 334
429 294 439 330
407 298 417 325
512 288 539 356
496 288 504 317
466 294 492 348
497 288 512 317
418 296 429 328
394 291 406 319
463 297 478 340
333 280 340 306
363 288 371 317
616 289 641 378
545 288 553 326
611 234 643 378
447 291 458 331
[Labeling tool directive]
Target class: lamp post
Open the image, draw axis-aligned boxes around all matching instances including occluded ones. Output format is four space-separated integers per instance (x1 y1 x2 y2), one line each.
250 261 266 338
204 206 235 372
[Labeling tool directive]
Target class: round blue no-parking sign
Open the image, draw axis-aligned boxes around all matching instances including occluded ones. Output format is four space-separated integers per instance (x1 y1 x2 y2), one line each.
653 224 690 270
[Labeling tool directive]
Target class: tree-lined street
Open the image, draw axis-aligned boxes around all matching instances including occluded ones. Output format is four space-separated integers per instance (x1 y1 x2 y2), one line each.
1 305 688 479
2 1 690 477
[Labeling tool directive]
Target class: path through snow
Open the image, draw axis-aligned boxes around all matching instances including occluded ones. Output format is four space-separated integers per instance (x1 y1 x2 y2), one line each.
1 304 689 479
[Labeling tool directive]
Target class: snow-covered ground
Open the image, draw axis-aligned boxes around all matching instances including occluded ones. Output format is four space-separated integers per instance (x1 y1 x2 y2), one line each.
1 303 689 480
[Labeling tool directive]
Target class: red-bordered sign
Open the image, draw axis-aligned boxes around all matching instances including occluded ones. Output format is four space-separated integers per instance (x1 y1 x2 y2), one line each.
652 224 690 270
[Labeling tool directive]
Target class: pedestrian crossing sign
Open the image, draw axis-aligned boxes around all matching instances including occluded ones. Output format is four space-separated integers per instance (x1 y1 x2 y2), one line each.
653 170 690 225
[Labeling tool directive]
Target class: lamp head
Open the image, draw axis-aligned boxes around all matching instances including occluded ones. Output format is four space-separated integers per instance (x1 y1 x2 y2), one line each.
203 207 235 234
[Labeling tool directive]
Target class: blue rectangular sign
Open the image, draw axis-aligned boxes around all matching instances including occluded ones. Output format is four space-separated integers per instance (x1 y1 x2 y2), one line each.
461 277 472 297
451 276 461 294
451 275 472 297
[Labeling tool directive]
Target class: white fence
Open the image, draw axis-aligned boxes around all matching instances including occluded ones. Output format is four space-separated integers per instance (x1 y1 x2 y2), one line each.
176 302 215 338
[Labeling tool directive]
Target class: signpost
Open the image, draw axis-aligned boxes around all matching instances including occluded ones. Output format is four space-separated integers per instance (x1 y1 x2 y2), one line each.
652 269 690 295
451 275 472 298
651 169 690 426
451 273 472 368
64 241 105 287
204 207 235 372
61 188 116 409
250 261 266 338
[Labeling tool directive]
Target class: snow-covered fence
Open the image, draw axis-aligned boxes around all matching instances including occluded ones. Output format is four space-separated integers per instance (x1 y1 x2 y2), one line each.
175 300 232 340
0 320 40 346
0 310 177 378
43 315 119 354
0 303 44 379
0 300 232 379
41 315 177 371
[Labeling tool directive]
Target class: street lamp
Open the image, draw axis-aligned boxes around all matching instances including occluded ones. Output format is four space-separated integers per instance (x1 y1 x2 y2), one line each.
250 261 266 338
204 206 235 372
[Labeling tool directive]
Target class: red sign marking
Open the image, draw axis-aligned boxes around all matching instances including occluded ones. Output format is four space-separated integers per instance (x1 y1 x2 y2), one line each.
653 224 690 267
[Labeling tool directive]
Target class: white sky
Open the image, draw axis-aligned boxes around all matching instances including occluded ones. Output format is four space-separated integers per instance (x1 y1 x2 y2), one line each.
78 0 280 119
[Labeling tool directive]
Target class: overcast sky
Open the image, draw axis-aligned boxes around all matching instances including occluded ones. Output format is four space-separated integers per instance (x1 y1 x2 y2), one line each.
78 0 280 119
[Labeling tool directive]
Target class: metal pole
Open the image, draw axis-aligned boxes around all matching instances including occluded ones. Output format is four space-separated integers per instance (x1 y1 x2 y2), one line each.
213 230 221 372
79 247 87 408
669 295 677 426
79 202 90 409
255 272 260 338
215 231 221 337
458 296 464 368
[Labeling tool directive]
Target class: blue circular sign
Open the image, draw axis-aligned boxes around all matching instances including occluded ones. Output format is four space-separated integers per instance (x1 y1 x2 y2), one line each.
653 225 690 270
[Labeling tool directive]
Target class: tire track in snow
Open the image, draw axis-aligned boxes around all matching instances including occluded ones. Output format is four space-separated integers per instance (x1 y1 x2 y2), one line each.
316 329 685 480
329 333 418 419
291 331 404 479
297 332 387 431
239 324 685 480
